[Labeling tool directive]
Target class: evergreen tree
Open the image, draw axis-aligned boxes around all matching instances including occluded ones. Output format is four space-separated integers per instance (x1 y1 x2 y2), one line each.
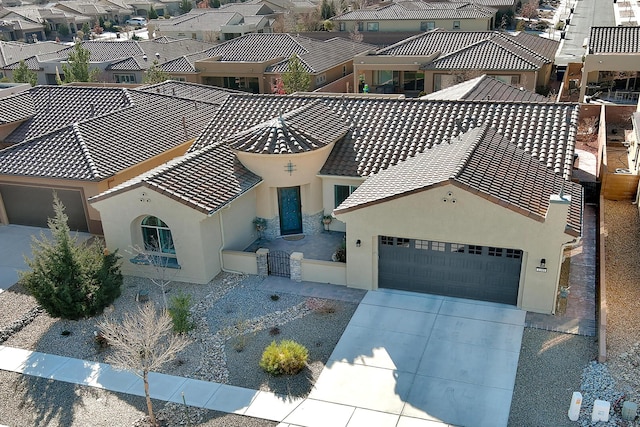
81 22 91 38
20 193 122 320
281 54 311 93
209 0 221 8
320 0 336 20
148 5 159 19
13 60 37 86
57 42 98 84
143 60 169 84
179 0 193 13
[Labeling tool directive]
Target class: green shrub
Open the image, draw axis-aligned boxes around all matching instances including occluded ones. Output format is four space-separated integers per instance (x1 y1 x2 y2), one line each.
21 194 122 320
259 340 308 375
168 292 194 333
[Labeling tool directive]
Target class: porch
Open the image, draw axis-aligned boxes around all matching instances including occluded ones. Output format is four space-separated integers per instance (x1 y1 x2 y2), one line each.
243 231 346 262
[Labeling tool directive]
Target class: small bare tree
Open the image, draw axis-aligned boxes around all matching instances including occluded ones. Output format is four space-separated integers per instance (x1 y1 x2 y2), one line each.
97 304 190 427
130 241 177 308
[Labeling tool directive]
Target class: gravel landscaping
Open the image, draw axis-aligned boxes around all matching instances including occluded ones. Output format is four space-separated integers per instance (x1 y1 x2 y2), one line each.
0 272 358 426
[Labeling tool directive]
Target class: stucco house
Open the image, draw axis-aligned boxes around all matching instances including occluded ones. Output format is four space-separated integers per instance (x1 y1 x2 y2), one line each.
191 33 374 93
353 29 559 96
331 1 497 33
579 26 640 104
0 82 233 233
89 93 582 314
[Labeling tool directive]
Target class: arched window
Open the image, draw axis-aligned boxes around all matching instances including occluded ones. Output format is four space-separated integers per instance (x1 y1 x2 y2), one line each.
141 216 175 255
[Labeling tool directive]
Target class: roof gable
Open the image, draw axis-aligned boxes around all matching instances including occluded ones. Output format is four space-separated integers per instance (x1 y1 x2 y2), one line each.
89 143 262 215
336 125 582 235
422 75 548 101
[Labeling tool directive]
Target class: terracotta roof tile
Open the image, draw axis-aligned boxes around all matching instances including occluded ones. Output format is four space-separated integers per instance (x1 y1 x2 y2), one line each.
0 91 34 124
335 125 582 235
589 26 640 54
224 102 350 154
421 75 548 101
192 94 579 179
0 87 220 181
89 143 262 215
332 2 495 21
138 81 238 104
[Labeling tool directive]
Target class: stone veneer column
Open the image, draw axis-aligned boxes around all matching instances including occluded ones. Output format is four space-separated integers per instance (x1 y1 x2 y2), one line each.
290 252 303 282
256 248 269 277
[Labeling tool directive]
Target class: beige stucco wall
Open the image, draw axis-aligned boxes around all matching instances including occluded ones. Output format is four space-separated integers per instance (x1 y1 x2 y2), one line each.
334 183 575 314
91 187 216 284
321 175 365 232
218 186 260 249
236 145 335 219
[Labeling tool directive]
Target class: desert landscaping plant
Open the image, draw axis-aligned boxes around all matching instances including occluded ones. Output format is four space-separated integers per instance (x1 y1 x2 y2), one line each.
259 339 309 375
21 193 122 320
129 242 178 308
97 304 190 427
168 292 194 333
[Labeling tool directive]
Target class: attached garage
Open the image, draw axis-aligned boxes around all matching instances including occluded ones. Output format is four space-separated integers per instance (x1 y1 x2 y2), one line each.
0 184 89 232
378 236 523 305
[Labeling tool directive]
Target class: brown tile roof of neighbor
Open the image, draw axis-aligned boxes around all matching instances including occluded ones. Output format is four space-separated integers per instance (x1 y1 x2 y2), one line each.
589 26 640 54
423 36 547 70
191 94 580 178
377 29 558 61
89 143 262 215
201 34 374 73
334 125 582 236
332 2 496 21
223 102 350 154
0 91 35 124
449 0 516 6
37 41 145 62
421 75 548 101
0 40 66 68
139 81 239 104
0 89 220 181
2 86 134 144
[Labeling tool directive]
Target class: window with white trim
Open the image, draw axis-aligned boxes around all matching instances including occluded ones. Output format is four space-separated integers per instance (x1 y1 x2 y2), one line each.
366 22 379 31
334 185 358 208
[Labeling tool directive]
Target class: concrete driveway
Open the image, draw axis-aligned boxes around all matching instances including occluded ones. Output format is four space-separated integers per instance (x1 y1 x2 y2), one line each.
296 289 525 427
0 225 91 292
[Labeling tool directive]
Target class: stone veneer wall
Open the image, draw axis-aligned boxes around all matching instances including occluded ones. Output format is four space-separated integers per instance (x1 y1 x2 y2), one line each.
263 211 324 239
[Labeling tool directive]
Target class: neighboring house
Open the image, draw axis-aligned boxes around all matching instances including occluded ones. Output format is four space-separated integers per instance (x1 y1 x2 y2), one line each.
0 82 233 233
1 38 213 84
354 29 559 96
579 26 640 104
247 0 317 14
449 0 517 13
421 74 549 101
0 81 29 97
0 8 46 42
0 40 67 80
193 33 374 93
149 8 272 42
89 92 582 315
9 5 93 38
331 2 497 33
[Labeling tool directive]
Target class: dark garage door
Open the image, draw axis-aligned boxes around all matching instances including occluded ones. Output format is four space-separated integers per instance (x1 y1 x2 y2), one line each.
378 236 522 305
0 184 89 232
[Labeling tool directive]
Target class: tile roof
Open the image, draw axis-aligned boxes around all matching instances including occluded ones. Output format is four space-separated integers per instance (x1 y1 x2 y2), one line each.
422 74 548 101
589 26 640 54
38 41 145 62
423 36 544 70
218 3 274 15
0 91 34 124
191 94 579 179
0 40 66 68
223 102 350 154
201 34 373 73
159 51 210 73
450 0 515 6
150 10 241 33
335 125 582 236
332 2 495 21
89 143 262 215
139 80 239 104
377 29 557 62
3 86 133 144
0 88 220 180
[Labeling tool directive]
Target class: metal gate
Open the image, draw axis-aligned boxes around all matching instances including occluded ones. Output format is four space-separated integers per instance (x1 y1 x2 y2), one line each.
268 250 291 278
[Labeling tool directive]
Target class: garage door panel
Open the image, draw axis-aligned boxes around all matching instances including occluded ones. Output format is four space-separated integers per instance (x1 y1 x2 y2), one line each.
0 185 88 232
379 237 521 306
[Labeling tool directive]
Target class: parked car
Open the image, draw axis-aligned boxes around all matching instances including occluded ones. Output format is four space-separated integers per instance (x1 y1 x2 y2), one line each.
125 17 147 27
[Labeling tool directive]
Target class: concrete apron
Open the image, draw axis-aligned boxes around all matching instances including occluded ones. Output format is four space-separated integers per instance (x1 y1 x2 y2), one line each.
291 289 525 427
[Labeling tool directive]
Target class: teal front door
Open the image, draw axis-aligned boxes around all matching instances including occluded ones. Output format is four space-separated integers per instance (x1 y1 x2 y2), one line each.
278 186 302 235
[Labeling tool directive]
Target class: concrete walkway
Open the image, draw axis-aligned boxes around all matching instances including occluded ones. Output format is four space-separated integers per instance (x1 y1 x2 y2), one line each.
0 290 525 427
